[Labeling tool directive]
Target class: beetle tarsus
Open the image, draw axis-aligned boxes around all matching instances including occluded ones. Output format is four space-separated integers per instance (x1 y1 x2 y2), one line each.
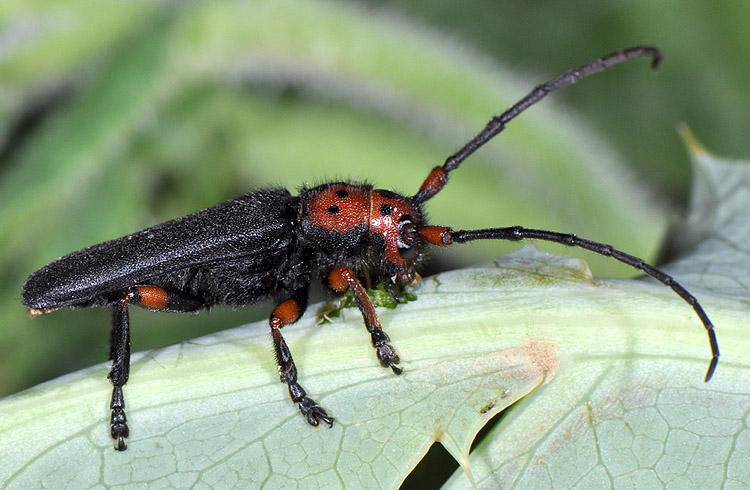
110 386 129 451
296 393 335 428
371 329 402 374
284 367 334 428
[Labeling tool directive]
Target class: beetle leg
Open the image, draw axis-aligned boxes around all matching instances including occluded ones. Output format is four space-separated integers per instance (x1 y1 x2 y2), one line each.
328 266 403 375
130 285 206 313
270 292 335 428
106 285 208 451
108 291 132 451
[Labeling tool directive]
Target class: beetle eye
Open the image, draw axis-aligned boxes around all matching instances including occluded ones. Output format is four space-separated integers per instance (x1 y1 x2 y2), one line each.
397 216 419 259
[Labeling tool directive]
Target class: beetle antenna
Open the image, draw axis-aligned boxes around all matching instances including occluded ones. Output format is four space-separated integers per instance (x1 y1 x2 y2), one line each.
449 226 719 382
412 46 662 205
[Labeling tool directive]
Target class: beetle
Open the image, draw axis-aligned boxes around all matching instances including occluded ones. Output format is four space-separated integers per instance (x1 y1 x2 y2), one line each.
22 46 720 451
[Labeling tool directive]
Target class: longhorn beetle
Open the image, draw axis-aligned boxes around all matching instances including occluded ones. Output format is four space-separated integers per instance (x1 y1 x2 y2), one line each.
22 46 720 451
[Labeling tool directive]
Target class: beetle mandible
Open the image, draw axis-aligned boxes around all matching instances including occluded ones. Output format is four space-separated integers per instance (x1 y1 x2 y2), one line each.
22 46 720 451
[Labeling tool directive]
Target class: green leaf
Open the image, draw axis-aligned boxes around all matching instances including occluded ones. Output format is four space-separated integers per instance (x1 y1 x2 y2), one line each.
441 133 750 489
316 281 418 325
660 125 750 297
1 244 746 488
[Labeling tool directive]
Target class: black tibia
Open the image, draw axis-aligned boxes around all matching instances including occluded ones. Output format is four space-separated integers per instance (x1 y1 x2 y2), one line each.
108 293 131 451
107 286 209 450
451 226 720 382
269 291 334 428
335 267 402 375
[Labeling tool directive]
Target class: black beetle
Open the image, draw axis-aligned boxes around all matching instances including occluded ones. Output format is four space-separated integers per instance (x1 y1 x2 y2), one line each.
22 46 719 451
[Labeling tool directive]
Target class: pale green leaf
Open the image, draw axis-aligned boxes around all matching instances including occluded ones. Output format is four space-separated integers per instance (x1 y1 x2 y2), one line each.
661 125 750 297
441 134 750 490
1 239 746 488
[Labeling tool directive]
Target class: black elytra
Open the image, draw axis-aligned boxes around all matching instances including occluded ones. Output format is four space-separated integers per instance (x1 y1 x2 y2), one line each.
21 47 719 451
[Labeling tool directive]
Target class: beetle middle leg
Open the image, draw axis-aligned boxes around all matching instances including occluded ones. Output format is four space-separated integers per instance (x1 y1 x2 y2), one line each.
269 290 335 427
328 266 402 375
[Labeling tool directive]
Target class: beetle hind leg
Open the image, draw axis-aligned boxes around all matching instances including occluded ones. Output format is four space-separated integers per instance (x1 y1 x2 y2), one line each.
108 292 131 451
106 285 208 451
270 293 335 428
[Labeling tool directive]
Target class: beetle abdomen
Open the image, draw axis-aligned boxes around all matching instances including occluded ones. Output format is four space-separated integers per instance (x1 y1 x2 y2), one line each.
22 189 299 310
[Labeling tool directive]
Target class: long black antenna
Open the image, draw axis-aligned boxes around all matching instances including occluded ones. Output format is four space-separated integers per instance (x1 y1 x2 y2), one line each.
413 46 719 381
450 226 719 382
413 46 662 204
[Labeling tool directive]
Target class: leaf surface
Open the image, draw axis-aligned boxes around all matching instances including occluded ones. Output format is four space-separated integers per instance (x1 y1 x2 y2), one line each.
442 132 750 490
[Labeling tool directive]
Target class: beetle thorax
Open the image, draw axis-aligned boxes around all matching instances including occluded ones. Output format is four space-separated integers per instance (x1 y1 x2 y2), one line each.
302 183 422 267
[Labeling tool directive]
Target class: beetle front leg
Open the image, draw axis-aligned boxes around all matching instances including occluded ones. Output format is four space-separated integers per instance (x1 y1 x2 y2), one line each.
328 266 402 375
270 294 335 428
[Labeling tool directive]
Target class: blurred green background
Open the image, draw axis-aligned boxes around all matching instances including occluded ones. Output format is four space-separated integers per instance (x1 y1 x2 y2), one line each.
1 0 747 402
